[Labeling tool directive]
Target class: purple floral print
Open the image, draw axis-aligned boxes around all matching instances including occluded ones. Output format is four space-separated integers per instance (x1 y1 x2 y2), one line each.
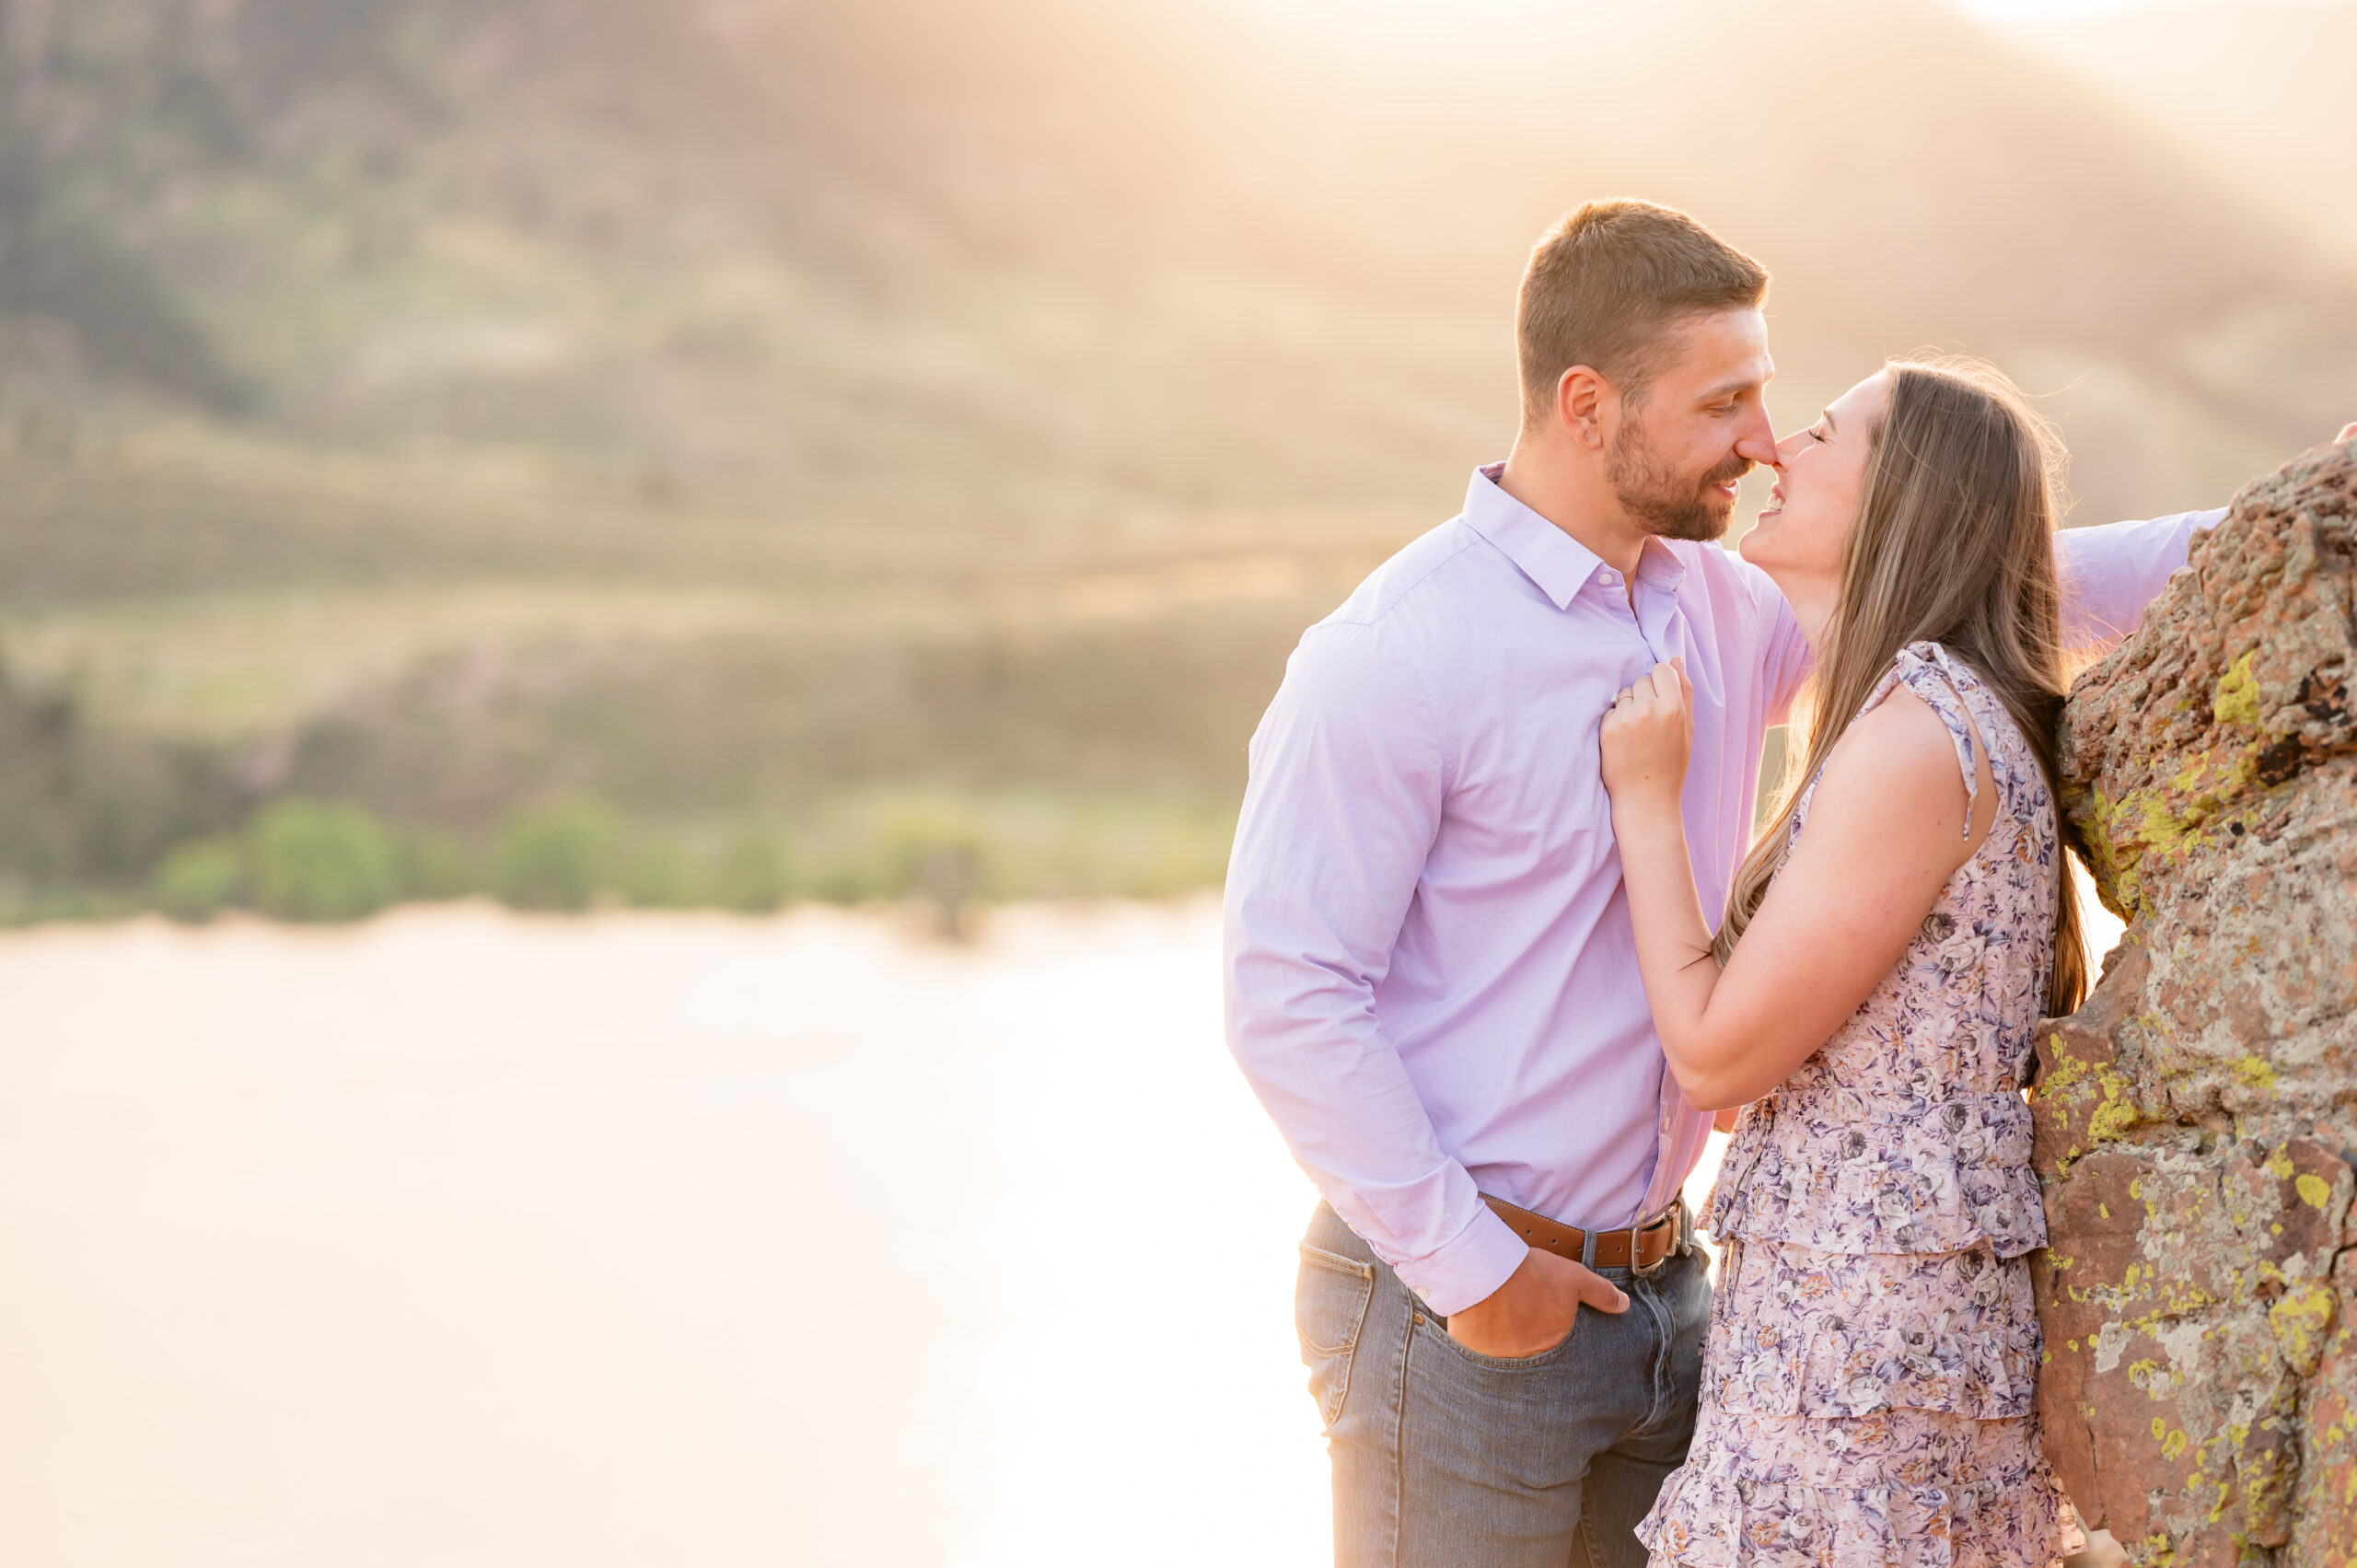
1638 644 2085 1568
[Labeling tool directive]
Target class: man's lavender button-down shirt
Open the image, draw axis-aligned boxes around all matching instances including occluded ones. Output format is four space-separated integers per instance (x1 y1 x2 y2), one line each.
1224 461 2218 1316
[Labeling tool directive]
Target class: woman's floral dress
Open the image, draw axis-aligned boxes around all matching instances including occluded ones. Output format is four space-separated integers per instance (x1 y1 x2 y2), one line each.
1636 643 2086 1568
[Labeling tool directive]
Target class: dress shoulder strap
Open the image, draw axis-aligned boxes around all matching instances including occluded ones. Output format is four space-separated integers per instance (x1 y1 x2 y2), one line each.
1855 641 1990 839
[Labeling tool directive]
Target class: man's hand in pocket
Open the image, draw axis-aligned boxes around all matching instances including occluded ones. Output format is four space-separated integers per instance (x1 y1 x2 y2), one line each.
1446 1246 1628 1359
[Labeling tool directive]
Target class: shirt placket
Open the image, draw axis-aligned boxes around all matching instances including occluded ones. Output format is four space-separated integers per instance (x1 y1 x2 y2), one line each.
1630 559 1690 666
1593 566 1659 692
1629 560 1701 1223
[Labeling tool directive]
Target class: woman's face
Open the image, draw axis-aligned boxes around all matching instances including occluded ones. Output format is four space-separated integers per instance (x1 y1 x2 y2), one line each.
1740 371 1889 595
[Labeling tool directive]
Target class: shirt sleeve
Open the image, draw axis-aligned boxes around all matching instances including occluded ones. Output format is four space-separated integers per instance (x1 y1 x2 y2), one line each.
2056 507 2226 655
1222 620 1527 1316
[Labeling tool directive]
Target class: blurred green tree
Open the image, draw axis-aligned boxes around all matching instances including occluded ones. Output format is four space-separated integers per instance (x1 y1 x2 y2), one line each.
247 799 401 922
492 798 620 912
617 834 700 910
711 826 790 914
152 835 246 923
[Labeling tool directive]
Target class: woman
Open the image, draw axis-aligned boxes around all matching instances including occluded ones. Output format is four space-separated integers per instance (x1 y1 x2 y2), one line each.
1599 356 2089 1568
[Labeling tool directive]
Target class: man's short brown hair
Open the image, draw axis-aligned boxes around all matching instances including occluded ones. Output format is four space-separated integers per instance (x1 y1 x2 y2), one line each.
1516 200 1769 428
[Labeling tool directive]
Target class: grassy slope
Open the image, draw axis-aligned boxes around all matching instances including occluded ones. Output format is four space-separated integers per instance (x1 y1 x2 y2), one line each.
0 0 2353 909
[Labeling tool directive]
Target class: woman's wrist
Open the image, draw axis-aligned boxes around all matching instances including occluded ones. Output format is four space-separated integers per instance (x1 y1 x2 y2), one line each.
1610 801 1687 848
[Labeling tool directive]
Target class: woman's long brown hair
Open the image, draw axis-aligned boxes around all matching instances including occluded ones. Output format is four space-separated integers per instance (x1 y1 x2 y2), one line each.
1713 356 2088 1017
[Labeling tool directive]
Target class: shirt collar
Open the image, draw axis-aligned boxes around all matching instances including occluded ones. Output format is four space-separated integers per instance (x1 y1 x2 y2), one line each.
1635 534 1689 595
1461 463 1689 610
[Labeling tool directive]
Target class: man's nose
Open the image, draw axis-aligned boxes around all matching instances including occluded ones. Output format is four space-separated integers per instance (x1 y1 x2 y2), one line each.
1731 407 1780 471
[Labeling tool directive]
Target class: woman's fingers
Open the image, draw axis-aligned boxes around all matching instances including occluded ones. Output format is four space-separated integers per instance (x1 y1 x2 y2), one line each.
1600 662 1694 801
1607 662 1692 730
1643 661 1689 716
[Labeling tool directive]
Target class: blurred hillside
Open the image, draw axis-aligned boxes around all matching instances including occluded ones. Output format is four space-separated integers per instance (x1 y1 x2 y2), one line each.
2010 2 2357 261
0 0 2352 916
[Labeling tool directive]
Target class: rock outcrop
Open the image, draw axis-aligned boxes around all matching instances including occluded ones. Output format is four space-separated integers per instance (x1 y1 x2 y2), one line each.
2033 437 2357 1567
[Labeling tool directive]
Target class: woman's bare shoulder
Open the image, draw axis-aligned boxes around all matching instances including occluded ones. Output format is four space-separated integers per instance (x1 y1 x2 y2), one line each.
1808 686 1973 843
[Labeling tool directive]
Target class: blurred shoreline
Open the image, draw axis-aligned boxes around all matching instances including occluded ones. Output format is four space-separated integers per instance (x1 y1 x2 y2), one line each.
0 886 1232 947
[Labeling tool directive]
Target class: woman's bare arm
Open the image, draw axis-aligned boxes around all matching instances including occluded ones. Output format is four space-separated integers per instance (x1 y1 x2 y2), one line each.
1600 665 1994 1109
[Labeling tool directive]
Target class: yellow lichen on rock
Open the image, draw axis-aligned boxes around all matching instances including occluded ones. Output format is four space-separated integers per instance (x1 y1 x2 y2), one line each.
2034 436 2357 1568
2213 649 2264 729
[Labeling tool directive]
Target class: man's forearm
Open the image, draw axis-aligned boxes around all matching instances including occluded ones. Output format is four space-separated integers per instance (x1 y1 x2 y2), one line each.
2056 507 2224 654
1225 1034 1529 1313
1222 970 1528 1312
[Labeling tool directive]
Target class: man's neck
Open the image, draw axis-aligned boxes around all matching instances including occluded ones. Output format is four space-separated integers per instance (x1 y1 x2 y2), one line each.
1497 436 1650 584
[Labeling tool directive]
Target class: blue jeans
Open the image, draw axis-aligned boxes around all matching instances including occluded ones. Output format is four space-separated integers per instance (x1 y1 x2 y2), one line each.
1295 1202 1710 1568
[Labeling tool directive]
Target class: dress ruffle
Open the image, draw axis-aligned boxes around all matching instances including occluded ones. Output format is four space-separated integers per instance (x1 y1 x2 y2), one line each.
1706 1088 2045 1260
1636 1414 2086 1568
1704 1237 2038 1421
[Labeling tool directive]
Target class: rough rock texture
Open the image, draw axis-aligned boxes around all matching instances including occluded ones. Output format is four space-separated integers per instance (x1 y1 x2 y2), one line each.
2033 437 2357 1568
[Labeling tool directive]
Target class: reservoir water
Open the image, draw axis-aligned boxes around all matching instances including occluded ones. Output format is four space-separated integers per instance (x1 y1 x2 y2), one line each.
0 901 1335 1565
0 889 2118 1564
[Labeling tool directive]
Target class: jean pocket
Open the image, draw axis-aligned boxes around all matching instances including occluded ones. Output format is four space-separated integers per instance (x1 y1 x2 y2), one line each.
1421 1307 1580 1373
1295 1242 1375 1427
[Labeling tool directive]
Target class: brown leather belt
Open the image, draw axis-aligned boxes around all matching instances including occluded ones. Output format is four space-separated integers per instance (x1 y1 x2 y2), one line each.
1481 1193 1689 1274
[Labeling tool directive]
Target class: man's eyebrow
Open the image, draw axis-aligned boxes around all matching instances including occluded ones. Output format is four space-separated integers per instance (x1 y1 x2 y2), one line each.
1700 375 1765 401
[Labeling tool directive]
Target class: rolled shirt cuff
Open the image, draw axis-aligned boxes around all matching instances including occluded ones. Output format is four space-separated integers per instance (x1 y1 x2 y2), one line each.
1392 1200 1530 1318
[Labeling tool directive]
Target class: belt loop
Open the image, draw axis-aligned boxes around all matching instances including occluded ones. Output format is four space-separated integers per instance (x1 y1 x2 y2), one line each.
1578 1225 1597 1270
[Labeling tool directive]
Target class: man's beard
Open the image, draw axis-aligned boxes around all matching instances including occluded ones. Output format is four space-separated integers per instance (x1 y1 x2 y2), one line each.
1605 421 1750 542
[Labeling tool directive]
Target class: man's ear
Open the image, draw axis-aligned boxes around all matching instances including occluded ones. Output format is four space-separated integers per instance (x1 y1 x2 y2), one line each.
1557 366 1611 451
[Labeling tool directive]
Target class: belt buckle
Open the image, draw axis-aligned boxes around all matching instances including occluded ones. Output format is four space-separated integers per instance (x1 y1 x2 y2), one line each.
1629 1200 1686 1279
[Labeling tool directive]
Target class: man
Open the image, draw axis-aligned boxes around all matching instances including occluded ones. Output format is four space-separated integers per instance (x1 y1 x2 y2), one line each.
1223 200 2233 1566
